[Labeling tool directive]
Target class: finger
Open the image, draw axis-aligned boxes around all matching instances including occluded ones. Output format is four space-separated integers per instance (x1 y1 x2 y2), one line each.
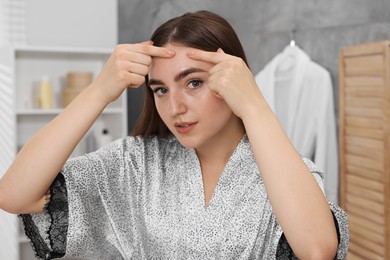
127 52 152 66
120 43 175 58
207 77 224 99
140 40 153 45
139 44 175 58
128 73 146 88
187 48 229 64
126 62 149 76
217 47 225 53
213 92 224 99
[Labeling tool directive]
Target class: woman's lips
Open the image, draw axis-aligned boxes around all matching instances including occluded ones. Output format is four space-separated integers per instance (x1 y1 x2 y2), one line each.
174 122 197 134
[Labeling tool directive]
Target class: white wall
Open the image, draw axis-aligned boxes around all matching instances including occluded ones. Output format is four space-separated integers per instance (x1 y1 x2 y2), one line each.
0 0 117 49
0 212 18 260
26 0 117 48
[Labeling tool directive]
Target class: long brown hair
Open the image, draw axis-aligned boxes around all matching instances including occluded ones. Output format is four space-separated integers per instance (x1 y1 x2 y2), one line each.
132 10 248 137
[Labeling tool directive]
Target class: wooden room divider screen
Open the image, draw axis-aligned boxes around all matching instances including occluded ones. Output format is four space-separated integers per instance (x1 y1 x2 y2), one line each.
339 40 390 259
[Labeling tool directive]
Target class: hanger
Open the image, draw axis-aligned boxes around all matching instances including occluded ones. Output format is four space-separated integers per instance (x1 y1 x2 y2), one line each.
277 29 298 74
289 29 297 47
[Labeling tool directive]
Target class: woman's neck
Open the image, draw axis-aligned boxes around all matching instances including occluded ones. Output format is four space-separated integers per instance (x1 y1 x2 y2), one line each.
195 125 245 167
195 123 245 208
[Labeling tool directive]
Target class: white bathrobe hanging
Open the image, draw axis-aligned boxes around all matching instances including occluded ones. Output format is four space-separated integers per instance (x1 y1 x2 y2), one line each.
255 45 339 204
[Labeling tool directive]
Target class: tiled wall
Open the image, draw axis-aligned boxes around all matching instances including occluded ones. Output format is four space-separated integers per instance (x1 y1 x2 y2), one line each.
118 0 390 132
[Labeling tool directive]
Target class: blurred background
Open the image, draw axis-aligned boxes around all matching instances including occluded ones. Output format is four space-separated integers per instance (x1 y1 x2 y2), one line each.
120 0 390 131
1 0 390 259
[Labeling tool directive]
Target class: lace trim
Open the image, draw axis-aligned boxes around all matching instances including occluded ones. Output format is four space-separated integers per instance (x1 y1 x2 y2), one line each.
19 214 52 259
276 233 298 260
275 210 341 259
19 173 68 259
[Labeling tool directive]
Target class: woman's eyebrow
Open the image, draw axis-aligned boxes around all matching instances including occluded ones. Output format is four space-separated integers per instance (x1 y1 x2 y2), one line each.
149 79 165 86
174 67 207 82
149 67 207 86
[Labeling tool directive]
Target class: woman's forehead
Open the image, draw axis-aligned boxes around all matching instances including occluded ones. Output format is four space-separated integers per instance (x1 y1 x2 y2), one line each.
150 44 211 78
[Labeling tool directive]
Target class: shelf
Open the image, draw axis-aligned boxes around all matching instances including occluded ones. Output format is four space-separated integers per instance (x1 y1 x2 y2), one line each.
16 107 124 116
16 108 64 115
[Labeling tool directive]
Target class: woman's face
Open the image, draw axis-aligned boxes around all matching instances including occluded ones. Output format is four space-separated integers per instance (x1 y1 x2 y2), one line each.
148 43 243 150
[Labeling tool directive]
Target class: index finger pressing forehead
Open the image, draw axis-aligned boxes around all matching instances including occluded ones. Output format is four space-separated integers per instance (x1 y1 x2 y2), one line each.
140 44 175 58
187 49 228 64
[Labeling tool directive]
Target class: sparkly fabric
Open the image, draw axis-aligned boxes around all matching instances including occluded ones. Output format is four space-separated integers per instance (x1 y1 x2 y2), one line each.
22 135 349 259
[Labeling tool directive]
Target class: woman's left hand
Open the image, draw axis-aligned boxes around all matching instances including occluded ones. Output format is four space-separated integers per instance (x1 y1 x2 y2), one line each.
187 48 265 119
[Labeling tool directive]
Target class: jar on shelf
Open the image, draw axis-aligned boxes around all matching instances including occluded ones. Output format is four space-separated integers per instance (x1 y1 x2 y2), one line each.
62 71 93 107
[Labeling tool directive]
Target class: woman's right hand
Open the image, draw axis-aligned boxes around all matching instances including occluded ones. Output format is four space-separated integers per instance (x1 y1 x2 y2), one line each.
92 41 175 105
0 42 174 214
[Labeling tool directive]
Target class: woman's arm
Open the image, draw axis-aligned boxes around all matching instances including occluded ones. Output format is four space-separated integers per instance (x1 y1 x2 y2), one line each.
242 102 338 260
0 43 175 214
0 84 107 214
188 49 338 259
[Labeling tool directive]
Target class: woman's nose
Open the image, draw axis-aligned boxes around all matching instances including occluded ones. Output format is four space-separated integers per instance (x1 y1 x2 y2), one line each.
168 90 187 115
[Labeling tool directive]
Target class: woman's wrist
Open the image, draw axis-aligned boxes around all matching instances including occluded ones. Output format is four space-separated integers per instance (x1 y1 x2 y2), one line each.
82 82 112 108
240 98 272 126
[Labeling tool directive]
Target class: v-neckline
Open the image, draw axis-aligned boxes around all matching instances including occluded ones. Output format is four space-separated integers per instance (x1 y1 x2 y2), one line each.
192 151 227 210
189 135 246 210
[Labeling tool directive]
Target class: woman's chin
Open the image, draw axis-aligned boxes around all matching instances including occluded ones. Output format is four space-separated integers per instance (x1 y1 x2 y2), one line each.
174 135 201 150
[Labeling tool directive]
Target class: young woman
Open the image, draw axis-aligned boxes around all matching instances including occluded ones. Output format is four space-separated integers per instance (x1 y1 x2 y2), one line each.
0 11 348 259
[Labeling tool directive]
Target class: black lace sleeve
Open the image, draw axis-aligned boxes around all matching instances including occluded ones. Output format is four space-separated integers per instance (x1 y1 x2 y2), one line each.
275 210 341 259
19 173 69 259
276 233 297 260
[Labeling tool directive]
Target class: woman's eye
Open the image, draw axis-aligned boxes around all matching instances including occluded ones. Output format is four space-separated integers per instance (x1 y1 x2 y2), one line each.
188 80 203 89
153 87 168 96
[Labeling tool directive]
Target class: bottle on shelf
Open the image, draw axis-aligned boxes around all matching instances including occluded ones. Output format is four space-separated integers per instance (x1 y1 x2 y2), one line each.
38 76 54 109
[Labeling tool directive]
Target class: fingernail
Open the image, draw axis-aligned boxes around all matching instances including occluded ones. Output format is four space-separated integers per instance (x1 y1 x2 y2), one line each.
187 51 195 56
167 50 175 55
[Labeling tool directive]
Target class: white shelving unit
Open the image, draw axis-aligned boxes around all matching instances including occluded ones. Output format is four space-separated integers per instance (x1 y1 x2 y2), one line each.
13 45 127 154
0 45 127 260
0 0 119 259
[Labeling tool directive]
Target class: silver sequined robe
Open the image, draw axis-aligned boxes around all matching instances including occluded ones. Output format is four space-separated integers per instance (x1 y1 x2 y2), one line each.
27 135 348 259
